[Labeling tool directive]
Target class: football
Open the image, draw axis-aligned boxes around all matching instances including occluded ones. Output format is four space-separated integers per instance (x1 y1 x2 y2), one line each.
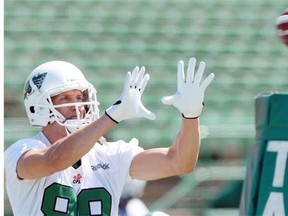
276 8 288 46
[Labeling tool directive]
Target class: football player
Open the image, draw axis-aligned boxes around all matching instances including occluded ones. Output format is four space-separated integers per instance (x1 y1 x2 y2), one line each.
4 57 214 215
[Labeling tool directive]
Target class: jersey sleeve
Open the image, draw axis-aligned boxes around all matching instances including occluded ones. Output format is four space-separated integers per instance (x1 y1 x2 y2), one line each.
124 138 144 179
4 138 47 180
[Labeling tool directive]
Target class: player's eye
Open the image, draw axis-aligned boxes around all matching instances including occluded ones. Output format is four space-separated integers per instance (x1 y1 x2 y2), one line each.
76 95 84 102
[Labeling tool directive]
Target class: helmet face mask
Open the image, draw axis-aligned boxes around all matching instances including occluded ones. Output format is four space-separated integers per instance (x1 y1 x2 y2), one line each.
24 61 99 132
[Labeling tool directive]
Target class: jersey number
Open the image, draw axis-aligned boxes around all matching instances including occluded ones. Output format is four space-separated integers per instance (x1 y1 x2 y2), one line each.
41 183 112 215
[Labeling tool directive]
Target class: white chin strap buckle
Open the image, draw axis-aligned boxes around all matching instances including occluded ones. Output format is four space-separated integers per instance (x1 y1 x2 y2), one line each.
63 119 89 133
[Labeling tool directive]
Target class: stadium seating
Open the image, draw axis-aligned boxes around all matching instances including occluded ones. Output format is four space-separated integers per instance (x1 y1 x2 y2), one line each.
4 0 288 215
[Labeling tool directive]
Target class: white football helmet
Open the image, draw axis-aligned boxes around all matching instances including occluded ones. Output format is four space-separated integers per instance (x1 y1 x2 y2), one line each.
23 60 99 132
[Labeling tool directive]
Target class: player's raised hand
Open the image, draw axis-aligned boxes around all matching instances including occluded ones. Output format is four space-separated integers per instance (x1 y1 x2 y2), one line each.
162 57 215 118
105 66 156 123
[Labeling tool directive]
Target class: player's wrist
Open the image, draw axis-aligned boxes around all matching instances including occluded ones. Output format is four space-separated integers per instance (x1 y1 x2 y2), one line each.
181 102 205 119
181 113 199 119
105 111 119 123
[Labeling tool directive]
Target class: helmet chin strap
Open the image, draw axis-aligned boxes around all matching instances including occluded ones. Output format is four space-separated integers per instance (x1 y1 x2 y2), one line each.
63 119 87 134
61 120 78 135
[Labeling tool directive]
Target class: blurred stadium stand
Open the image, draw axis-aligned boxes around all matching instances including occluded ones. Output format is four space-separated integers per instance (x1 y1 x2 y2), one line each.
4 0 288 215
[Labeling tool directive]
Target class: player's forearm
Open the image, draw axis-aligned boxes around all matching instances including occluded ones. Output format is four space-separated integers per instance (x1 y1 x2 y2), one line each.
48 114 116 171
18 114 115 180
170 117 201 174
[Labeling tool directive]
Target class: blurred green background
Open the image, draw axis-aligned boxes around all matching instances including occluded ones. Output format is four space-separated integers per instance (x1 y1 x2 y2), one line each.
4 0 288 215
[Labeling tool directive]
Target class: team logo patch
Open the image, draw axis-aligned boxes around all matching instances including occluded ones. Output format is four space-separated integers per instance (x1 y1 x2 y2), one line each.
73 173 82 184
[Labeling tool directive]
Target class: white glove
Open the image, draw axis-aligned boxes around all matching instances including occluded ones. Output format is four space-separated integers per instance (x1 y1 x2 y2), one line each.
162 57 215 118
105 66 156 123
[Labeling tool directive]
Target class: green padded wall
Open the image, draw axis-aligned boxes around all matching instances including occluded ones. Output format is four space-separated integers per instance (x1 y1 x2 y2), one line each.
240 92 288 215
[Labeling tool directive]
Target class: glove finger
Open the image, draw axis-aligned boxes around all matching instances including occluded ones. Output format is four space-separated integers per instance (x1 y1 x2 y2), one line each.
177 60 185 88
134 66 145 88
194 61 205 85
123 72 132 93
200 73 215 91
139 73 150 95
146 111 156 120
161 95 174 105
140 106 156 120
186 57 196 83
144 110 156 120
131 66 140 87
